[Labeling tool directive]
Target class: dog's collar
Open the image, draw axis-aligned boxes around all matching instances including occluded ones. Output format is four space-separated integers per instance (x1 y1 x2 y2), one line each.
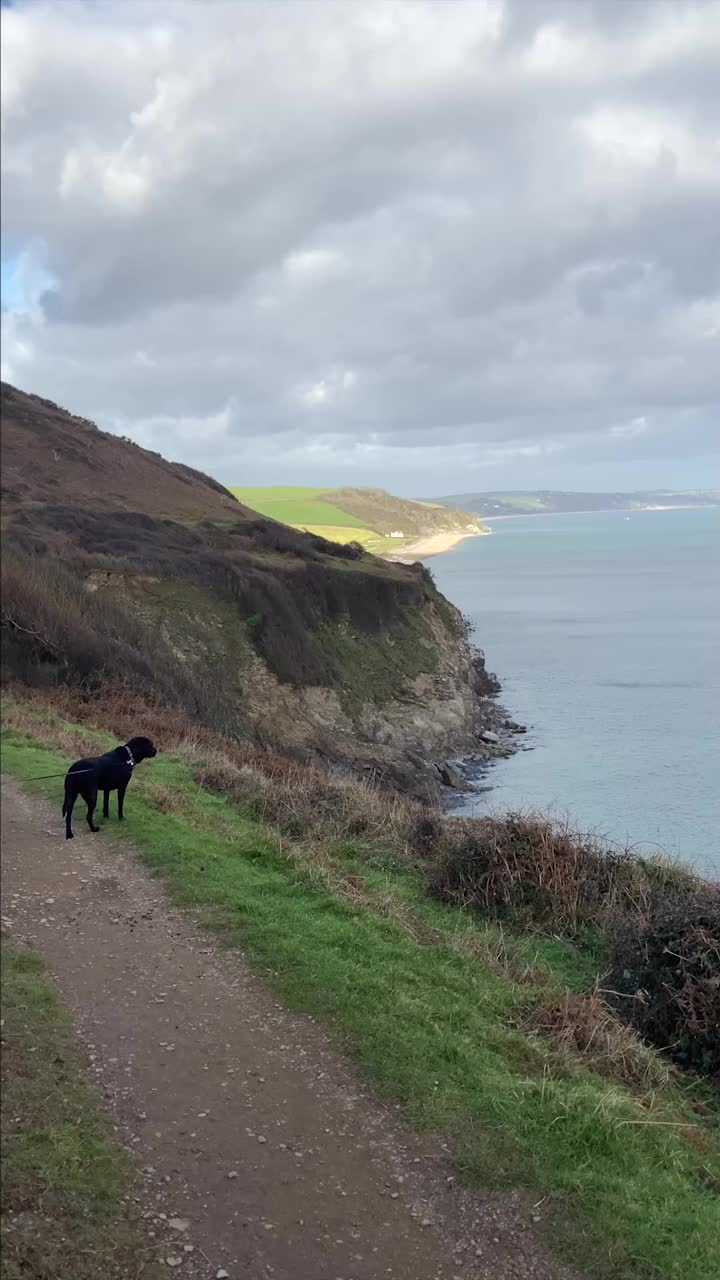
125 747 136 768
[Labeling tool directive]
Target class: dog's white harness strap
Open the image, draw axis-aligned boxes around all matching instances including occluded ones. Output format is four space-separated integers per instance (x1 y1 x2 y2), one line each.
126 747 136 768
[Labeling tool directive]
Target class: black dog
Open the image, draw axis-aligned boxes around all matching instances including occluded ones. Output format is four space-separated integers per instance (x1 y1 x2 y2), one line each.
62 736 157 839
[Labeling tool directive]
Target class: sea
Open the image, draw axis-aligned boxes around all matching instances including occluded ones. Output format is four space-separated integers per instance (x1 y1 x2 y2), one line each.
430 507 720 878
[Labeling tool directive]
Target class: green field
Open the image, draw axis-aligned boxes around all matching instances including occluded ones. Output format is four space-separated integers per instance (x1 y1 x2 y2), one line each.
231 486 369 529
2 707 719 1280
293 525 404 554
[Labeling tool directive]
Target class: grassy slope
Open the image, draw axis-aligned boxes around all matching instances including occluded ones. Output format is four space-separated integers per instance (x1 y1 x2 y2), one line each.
229 485 404 553
321 487 486 538
1 936 158 1280
2 713 718 1280
230 486 369 528
229 485 485 554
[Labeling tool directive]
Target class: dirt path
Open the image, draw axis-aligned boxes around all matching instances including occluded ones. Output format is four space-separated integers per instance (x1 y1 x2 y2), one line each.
1 778 576 1280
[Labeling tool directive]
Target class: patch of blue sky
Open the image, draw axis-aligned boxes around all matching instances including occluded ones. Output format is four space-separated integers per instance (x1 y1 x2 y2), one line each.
1 257 21 309
0 248 58 315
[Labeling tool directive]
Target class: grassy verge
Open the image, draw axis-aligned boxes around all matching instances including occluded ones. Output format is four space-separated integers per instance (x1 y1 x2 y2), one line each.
0 936 158 1280
2 715 719 1280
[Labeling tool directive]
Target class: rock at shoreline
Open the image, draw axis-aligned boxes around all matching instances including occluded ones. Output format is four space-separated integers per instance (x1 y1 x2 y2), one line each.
481 730 500 744
437 762 468 790
471 650 501 696
504 719 527 734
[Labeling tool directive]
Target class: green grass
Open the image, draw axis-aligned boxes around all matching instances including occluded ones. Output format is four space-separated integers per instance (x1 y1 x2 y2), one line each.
230 485 370 528
2 726 719 1280
315 612 439 711
289 523 373 543
290 524 404 554
1 936 157 1280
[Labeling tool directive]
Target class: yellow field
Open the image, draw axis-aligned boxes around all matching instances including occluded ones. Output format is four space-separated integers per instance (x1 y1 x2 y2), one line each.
298 525 405 554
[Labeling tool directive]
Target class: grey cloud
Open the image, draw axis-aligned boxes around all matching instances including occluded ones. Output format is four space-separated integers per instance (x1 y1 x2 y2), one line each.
1 0 719 493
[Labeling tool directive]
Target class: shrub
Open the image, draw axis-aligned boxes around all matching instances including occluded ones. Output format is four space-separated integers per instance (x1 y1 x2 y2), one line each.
429 809 718 1076
410 808 444 859
523 988 672 1089
0 547 210 721
607 888 720 1075
428 811 698 935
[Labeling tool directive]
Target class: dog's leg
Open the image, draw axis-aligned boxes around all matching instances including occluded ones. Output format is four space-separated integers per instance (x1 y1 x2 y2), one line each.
85 789 100 833
117 783 127 821
64 780 76 840
103 789 110 819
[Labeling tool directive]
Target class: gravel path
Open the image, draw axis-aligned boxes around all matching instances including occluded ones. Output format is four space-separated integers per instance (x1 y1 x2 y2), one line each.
1 777 577 1280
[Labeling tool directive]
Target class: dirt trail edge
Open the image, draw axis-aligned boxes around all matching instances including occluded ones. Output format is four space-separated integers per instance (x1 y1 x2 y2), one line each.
1 778 577 1280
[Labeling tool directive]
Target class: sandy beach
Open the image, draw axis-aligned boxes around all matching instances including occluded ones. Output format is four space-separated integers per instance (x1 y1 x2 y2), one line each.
382 528 489 562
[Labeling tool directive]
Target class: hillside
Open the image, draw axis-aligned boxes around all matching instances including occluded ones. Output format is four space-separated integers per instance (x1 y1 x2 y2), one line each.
1 382 246 522
436 489 720 518
0 382 499 795
231 484 489 556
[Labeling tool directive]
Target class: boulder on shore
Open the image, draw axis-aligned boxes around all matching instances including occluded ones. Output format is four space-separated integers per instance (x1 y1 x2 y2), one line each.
437 762 468 789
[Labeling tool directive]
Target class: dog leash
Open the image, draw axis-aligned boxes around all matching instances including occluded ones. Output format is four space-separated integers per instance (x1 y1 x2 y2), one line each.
3 752 135 783
2 766 98 782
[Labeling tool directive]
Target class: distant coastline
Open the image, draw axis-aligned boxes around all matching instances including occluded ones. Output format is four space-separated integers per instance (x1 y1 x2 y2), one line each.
381 504 718 563
482 503 718 522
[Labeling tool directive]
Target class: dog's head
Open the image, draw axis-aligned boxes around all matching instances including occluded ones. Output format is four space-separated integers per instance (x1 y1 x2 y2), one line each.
126 736 158 762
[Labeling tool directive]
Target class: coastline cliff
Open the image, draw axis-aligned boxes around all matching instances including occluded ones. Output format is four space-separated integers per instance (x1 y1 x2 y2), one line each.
1 381 502 796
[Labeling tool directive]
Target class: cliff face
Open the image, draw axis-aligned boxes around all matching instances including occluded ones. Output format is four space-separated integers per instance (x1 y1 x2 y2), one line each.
1 382 496 794
79 567 494 795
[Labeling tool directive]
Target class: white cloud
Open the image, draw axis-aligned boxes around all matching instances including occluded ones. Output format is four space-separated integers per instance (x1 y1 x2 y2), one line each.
579 106 720 185
610 416 650 440
110 399 237 451
298 368 358 409
285 249 346 283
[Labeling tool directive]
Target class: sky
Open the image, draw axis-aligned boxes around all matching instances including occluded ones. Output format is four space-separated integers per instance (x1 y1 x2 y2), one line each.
1 0 719 497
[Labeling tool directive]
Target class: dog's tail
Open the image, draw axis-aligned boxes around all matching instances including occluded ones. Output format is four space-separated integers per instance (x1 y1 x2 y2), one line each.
62 775 71 817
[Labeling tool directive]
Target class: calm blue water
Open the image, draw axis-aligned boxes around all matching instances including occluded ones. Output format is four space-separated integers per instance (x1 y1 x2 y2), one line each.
431 508 720 877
